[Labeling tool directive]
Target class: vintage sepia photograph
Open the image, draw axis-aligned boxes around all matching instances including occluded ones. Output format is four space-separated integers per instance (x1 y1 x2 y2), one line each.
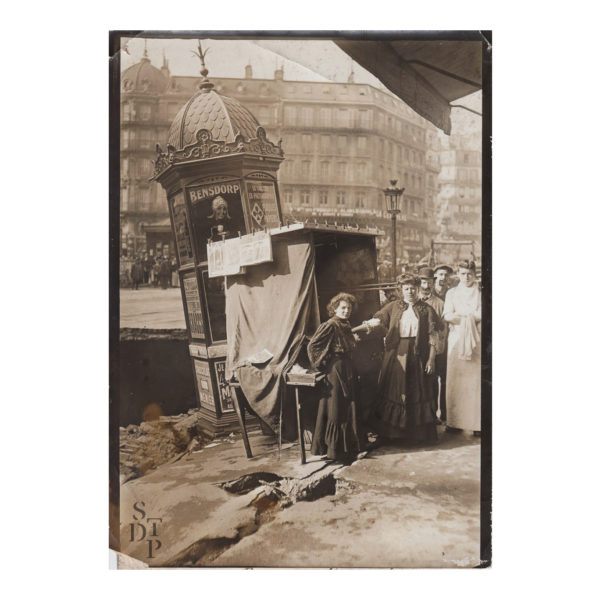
109 31 491 569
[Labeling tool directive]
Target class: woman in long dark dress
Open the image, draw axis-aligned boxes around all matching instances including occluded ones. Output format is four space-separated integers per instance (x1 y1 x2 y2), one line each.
307 293 363 461
365 274 440 443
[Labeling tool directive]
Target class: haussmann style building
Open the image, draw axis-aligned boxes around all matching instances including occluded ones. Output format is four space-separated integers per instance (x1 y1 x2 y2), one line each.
119 50 445 267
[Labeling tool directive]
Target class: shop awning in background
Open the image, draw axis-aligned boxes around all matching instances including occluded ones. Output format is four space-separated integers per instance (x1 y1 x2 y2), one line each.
141 218 172 233
335 39 484 134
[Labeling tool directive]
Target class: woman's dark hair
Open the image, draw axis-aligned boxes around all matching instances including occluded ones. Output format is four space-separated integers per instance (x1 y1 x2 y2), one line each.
396 274 420 288
327 292 358 317
457 260 477 273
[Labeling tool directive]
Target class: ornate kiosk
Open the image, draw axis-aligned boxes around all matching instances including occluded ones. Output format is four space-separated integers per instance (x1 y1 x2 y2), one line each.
153 44 285 435
154 43 383 440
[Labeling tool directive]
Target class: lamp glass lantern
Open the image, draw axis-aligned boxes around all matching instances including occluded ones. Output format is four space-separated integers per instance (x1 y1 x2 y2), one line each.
384 179 405 214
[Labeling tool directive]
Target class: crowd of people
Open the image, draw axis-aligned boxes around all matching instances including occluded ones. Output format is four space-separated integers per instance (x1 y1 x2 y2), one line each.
307 260 482 463
127 253 179 290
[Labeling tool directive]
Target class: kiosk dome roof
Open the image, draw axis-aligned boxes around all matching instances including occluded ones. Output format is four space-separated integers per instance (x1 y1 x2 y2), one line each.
167 89 261 150
122 55 167 94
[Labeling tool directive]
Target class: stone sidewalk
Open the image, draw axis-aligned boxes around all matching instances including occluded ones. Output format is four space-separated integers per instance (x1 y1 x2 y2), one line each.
120 287 185 329
119 428 481 568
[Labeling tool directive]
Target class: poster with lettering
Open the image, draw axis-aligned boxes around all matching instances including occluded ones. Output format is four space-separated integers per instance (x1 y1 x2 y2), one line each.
245 178 281 232
239 230 273 266
188 180 246 262
193 360 215 410
170 192 194 266
201 270 227 343
207 237 243 277
182 273 204 338
215 361 234 412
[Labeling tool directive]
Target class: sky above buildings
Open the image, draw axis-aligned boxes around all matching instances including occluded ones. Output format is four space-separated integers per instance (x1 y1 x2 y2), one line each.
120 36 384 87
119 35 481 139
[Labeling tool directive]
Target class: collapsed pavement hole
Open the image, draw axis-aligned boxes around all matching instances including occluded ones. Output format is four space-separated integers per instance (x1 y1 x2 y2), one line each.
219 472 283 495
173 470 344 566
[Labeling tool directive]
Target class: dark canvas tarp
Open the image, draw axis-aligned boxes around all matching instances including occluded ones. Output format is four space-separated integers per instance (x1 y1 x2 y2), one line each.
225 232 317 437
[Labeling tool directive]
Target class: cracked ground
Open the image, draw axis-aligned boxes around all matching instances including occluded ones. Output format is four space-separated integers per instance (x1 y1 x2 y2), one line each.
119 428 481 568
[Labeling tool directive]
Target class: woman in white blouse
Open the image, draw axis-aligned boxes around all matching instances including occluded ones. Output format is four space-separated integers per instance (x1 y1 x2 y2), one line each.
363 274 441 443
443 260 481 434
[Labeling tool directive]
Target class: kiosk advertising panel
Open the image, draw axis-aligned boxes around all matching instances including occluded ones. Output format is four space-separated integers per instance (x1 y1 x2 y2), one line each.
188 180 246 262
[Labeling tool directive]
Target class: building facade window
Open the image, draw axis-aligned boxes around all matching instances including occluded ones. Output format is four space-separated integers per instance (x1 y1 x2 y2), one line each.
300 106 312 126
138 189 150 210
320 107 332 126
338 109 350 127
319 191 328 205
321 161 330 178
336 191 346 205
301 133 312 151
258 105 270 123
286 133 298 150
337 162 347 180
301 190 311 205
301 160 311 178
284 191 293 205
138 159 153 178
139 129 154 149
284 105 296 125
139 104 151 121
358 109 370 128
357 135 367 153
320 134 331 152
337 135 347 153
356 192 366 208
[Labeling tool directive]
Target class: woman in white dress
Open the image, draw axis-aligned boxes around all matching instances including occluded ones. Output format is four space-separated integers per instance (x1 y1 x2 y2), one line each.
443 260 481 434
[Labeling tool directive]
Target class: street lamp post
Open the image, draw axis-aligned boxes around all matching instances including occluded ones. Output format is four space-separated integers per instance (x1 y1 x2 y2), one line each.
384 179 405 280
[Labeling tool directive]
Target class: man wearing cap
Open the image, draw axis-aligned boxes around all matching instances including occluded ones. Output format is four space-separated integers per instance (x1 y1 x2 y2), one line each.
420 266 448 423
433 264 453 301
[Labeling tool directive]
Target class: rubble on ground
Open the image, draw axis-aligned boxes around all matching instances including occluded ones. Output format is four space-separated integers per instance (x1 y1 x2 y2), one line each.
119 409 210 483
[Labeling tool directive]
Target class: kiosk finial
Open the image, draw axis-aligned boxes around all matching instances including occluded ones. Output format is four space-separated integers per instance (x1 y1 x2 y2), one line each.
192 40 214 93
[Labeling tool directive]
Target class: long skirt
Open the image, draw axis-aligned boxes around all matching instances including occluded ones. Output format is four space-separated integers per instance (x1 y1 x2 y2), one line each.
371 338 437 442
446 333 481 431
311 357 362 460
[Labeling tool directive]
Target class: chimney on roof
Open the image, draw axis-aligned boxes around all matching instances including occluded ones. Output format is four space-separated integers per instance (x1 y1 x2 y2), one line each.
245 62 253 79
161 49 170 77
274 63 284 80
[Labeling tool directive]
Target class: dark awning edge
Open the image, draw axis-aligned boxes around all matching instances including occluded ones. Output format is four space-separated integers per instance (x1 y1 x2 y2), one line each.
335 37 485 135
